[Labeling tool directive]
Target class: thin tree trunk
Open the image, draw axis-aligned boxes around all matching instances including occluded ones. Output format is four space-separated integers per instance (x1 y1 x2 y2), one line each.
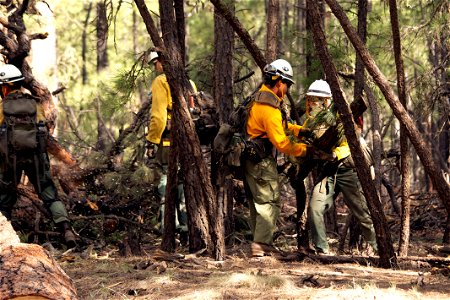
389 0 411 257
213 0 234 247
308 0 397 268
82 1 93 85
324 0 450 225
364 83 383 192
347 0 368 253
266 0 280 62
174 0 186 65
210 0 267 69
96 0 108 71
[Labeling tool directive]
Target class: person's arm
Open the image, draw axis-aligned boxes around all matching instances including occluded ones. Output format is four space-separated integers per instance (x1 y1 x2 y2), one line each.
264 108 308 157
146 76 170 145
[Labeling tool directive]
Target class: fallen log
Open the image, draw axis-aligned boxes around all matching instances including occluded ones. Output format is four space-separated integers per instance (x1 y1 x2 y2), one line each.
0 214 78 300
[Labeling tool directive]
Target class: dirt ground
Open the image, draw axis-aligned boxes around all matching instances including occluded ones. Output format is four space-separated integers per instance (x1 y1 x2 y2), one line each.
59 238 450 300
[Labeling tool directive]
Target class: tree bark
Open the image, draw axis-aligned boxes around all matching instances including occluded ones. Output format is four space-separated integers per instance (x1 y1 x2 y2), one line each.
324 0 450 216
82 1 93 85
0 214 78 299
265 0 280 62
96 0 109 71
213 0 235 245
210 0 267 69
308 0 397 268
388 0 411 257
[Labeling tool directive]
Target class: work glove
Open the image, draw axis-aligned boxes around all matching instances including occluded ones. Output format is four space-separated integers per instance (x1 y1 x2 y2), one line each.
145 141 158 159
297 127 316 144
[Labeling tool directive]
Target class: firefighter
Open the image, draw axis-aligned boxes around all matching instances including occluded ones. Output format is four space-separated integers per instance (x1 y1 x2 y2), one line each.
145 52 197 234
304 79 377 255
244 59 311 257
0 64 76 248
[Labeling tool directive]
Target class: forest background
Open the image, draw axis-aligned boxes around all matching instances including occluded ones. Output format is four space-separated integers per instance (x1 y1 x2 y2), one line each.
0 0 449 298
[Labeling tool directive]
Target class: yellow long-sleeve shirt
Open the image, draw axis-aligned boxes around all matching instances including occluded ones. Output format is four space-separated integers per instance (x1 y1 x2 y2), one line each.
246 85 308 157
146 74 197 145
146 74 171 144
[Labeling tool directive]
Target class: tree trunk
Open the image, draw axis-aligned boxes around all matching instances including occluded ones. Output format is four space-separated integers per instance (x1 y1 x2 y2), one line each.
324 0 450 217
96 0 109 72
160 137 179 252
135 0 221 257
0 214 78 299
265 0 280 62
389 0 411 257
213 0 235 244
308 0 397 268
81 1 93 85
210 0 267 69
174 0 186 65
348 0 368 252
364 84 383 192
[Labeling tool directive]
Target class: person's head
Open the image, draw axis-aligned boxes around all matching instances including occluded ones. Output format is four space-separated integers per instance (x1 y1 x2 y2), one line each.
0 64 24 97
306 79 332 117
149 51 163 74
263 59 294 99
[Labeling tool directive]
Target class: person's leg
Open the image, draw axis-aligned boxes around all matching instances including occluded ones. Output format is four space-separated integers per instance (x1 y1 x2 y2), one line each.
336 167 377 251
244 157 280 245
308 176 335 254
25 154 76 247
0 162 18 220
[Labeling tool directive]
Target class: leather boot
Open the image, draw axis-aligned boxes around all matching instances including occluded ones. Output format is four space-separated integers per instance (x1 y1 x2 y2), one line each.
59 221 77 248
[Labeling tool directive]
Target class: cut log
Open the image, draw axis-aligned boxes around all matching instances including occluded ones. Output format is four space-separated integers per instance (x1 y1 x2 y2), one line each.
0 214 78 300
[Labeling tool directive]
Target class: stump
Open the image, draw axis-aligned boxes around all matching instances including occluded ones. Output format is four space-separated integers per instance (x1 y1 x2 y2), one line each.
0 214 78 300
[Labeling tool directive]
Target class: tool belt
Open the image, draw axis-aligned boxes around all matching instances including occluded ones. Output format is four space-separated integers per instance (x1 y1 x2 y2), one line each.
243 137 273 164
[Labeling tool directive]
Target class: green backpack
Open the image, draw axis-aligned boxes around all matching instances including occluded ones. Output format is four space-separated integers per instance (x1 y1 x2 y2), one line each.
0 93 47 159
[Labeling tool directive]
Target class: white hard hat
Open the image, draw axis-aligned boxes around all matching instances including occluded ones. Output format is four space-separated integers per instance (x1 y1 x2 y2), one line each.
306 79 331 97
148 51 159 63
0 64 24 84
264 59 294 84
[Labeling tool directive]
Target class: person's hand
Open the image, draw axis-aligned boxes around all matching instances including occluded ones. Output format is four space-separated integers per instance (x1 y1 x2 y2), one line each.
145 141 158 159
298 127 315 143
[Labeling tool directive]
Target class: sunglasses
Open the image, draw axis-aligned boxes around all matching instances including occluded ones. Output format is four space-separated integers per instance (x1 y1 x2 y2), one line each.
281 79 292 88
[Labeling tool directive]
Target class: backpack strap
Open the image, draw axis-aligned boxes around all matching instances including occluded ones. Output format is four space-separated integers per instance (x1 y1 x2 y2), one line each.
253 91 281 108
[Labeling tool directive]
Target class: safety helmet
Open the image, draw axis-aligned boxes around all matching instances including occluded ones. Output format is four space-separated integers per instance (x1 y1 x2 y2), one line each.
0 64 24 84
306 79 331 98
263 59 294 84
148 51 159 63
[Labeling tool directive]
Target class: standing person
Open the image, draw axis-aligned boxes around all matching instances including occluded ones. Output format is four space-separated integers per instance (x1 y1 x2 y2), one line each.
244 59 311 257
304 79 377 255
145 52 197 234
0 64 76 248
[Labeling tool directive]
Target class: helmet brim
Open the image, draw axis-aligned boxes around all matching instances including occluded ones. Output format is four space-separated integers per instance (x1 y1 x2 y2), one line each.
306 91 331 98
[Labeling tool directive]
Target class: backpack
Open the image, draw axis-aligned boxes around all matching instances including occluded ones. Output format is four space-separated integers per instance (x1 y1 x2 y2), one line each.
213 91 279 178
0 93 48 160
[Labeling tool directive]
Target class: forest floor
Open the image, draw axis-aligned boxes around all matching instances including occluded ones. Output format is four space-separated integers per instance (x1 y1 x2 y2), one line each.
59 229 450 300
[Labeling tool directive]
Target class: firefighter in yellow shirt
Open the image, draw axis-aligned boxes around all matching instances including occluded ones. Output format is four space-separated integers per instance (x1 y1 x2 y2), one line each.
244 59 310 257
145 52 196 234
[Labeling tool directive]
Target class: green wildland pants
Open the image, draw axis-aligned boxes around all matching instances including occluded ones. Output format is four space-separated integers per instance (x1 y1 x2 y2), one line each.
308 166 377 253
244 157 280 245
155 143 187 232
0 153 70 224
